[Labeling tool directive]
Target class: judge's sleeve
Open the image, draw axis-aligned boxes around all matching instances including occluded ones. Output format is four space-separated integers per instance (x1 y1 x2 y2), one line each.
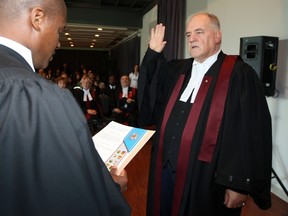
138 48 167 126
214 61 272 210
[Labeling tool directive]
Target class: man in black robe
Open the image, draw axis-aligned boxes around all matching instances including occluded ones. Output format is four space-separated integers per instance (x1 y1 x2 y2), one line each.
0 1 130 215
112 75 138 127
138 12 272 216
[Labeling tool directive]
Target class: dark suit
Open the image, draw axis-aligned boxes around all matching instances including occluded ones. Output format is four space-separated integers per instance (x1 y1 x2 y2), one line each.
106 84 118 110
72 87 103 134
0 44 130 215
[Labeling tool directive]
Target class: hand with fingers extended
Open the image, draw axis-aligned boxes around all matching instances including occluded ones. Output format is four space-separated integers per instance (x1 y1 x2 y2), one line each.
149 23 167 53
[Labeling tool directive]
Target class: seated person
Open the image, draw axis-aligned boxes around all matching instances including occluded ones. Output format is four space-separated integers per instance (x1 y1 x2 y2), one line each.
98 82 112 117
106 74 118 110
112 75 138 126
55 76 67 89
72 76 103 135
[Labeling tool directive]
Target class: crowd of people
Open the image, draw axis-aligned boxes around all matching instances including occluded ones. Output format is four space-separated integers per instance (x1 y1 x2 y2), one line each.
37 64 140 135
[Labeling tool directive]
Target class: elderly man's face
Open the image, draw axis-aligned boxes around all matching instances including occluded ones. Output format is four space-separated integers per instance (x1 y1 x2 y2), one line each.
120 76 130 88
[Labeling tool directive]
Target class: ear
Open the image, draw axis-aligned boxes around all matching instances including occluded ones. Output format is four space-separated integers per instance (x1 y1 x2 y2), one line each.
30 7 45 31
214 29 222 44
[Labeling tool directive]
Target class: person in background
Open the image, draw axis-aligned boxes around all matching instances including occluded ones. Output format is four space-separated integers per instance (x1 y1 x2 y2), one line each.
56 76 67 89
106 74 118 110
138 12 272 216
46 69 53 81
98 81 112 118
71 70 82 87
112 74 138 126
129 64 139 89
73 76 103 135
0 0 130 215
37 68 46 78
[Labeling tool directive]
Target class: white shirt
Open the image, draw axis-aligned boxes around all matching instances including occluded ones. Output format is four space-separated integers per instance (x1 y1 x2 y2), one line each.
122 87 129 98
179 50 221 103
109 84 116 89
129 72 139 89
83 89 93 101
0 36 35 72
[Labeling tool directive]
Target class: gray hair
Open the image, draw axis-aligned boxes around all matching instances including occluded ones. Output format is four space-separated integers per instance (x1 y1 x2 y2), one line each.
186 12 221 30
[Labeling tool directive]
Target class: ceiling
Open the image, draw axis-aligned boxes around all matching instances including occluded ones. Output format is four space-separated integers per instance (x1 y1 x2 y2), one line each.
61 0 157 50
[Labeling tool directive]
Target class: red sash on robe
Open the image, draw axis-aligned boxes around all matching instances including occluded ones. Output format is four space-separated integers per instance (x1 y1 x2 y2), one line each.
153 55 237 216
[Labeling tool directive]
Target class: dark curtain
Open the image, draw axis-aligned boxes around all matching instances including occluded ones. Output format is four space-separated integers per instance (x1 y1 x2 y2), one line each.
110 36 140 80
157 0 186 61
48 49 110 79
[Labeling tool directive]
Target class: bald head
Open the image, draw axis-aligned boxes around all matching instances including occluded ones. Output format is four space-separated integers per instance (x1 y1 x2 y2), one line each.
185 12 222 62
187 12 221 31
0 0 67 69
0 0 66 23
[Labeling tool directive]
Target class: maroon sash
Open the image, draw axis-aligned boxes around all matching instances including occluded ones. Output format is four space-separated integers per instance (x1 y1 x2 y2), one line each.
153 55 237 215
198 55 237 162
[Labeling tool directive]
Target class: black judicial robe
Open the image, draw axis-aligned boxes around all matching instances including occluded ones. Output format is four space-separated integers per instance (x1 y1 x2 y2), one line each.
138 48 272 215
0 45 131 216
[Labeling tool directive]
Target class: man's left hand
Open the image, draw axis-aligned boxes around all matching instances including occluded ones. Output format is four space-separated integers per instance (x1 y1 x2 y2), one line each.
224 189 248 208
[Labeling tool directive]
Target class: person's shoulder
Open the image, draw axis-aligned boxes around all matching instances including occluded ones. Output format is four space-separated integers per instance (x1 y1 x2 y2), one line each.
169 58 192 64
0 45 32 73
71 86 84 96
229 55 260 82
167 58 192 71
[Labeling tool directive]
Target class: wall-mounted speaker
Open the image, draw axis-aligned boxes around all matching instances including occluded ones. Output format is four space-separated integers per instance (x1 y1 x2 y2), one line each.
240 36 279 96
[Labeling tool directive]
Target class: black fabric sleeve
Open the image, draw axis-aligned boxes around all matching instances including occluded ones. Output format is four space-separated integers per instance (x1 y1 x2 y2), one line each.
214 59 272 210
0 68 131 215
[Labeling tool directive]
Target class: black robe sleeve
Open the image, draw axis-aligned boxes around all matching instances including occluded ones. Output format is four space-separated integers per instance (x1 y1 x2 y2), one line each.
214 60 272 209
138 48 172 127
0 66 130 215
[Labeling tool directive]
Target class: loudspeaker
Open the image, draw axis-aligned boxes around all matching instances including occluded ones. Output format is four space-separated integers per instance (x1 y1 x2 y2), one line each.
240 36 279 96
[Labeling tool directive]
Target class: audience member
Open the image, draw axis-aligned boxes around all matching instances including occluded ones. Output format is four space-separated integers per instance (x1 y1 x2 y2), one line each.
71 70 82 87
112 75 138 126
55 76 68 88
98 81 113 118
37 68 46 78
60 62 71 77
106 74 118 109
129 64 139 89
46 69 53 81
73 76 103 135
0 1 130 215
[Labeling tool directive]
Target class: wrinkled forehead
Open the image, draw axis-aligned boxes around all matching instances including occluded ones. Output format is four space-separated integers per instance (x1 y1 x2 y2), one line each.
121 76 129 80
186 14 211 30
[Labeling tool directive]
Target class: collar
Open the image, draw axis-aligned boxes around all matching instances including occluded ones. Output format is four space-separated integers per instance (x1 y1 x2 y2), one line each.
83 89 93 101
193 49 221 70
0 36 35 72
122 87 129 97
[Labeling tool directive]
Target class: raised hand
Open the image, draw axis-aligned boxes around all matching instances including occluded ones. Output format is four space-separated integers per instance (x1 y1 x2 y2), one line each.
149 23 167 53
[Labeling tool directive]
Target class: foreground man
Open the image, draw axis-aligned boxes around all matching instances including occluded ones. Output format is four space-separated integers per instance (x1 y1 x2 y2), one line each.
0 0 130 215
138 12 272 216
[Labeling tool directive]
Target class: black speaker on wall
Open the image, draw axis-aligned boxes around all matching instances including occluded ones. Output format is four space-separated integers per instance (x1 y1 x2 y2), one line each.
240 36 279 96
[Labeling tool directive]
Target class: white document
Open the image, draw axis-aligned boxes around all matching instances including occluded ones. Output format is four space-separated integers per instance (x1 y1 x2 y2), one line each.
92 121 155 174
